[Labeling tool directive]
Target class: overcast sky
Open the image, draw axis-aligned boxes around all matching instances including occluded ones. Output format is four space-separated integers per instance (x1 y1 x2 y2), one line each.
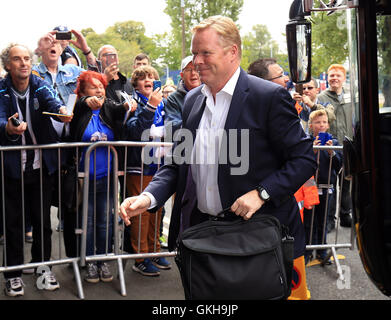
1 0 291 55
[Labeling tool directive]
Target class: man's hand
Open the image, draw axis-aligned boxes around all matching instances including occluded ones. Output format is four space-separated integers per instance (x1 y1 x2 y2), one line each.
301 95 314 108
69 29 89 53
59 106 73 123
35 32 57 56
292 92 303 103
230 189 264 220
119 195 151 226
69 29 96 66
292 92 314 108
6 113 27 136
104 63 119 82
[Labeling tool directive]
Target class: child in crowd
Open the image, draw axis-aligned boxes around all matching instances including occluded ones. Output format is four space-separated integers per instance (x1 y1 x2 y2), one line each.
125 65 171 277
304 109 343 265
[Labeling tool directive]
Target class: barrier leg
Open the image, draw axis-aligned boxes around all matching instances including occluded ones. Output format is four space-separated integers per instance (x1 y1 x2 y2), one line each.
117 257 127 297
72 260 85 300
331 247 345 281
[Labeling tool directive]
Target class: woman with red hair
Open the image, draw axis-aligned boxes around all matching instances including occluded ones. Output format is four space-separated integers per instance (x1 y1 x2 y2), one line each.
70 70 131 284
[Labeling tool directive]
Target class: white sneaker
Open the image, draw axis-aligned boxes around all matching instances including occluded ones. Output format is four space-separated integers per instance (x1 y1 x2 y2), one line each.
36 271 60 291
4 277 25 297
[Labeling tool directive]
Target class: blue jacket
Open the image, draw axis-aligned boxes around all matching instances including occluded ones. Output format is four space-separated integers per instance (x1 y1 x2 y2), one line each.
33 62 83 105
0 74 63 178
125 91 163 175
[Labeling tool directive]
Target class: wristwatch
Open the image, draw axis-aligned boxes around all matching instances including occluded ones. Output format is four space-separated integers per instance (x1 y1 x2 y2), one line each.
257 186 270 202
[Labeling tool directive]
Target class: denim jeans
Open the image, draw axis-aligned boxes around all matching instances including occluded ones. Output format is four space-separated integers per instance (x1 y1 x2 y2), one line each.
85 175 114 256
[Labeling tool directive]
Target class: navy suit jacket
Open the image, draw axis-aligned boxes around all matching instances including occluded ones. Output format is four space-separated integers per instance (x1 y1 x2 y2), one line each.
144 68 317 258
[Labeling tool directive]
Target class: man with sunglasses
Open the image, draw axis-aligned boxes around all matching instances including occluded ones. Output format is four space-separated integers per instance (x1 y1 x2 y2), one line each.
292 78 335 134
96 45 134 104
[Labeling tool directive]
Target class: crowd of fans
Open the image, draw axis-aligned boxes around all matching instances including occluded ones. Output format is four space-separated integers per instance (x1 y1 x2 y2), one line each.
0 25 352 298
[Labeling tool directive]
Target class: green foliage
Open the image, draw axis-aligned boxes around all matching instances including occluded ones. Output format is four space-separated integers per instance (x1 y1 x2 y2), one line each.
241 24 288 73
310 10 349 77
69 1 289 80
377 15 391 107
74 22 162 78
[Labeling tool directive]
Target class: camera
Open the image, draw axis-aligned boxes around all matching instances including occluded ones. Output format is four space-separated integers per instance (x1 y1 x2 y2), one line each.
318 132 332 145
56 31 72 40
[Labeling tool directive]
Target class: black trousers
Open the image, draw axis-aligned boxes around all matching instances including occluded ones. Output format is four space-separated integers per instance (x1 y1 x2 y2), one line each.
3 169 54 279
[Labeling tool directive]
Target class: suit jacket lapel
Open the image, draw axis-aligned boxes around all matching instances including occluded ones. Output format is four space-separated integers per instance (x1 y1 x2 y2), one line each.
219 68 250 209
185 93 206 137
224 68 250 131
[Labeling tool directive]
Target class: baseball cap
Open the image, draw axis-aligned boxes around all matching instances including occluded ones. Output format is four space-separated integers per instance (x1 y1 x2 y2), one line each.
53 26 69 32
181 56 193 71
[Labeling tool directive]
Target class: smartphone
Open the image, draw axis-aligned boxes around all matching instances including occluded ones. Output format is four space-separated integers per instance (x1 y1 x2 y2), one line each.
153 80 162 91
106 53 117 66
11 117 21 127
56 31 72 40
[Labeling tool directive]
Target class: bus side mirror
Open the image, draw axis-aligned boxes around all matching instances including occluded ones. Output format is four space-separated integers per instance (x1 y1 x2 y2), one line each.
286 20 312 84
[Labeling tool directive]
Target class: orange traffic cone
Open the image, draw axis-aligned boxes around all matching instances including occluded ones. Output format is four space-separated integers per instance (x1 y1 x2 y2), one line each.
288 255 311 300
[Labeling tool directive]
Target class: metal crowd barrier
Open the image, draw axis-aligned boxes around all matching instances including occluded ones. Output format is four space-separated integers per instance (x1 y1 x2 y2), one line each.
0 142 92 299
0 141 355 299
79 141 175 298
0 141 174 299
306 145 355 281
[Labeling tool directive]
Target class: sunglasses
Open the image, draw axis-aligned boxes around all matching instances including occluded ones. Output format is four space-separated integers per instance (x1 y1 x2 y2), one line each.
267 74 285 81
303 86 315 90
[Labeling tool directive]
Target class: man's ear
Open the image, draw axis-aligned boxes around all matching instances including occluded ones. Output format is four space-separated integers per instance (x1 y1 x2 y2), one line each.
228 44 239 62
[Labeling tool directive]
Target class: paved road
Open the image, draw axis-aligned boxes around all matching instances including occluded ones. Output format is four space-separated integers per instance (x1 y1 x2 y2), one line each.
0 203 390 301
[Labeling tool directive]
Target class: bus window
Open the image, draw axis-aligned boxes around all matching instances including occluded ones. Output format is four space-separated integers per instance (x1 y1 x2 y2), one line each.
378 15 391 113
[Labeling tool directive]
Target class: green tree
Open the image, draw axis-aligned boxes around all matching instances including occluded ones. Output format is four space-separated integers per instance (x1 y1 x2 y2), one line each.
74 21 168 78
241 24 286 71
163 0 244 69
107 21 156 57
311 10 349 77
75 27 142 78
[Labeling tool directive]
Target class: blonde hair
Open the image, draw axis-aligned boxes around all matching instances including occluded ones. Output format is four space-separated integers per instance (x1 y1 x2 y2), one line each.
327 64 346 77
192 15 242 59
309 109 328 125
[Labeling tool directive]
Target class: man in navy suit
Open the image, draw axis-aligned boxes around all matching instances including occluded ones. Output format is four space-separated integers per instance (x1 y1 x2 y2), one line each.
120 16 316 261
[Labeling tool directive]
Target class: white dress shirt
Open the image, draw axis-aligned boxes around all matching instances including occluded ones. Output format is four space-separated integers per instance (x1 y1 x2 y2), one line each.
191 67 240 215
144 67 241 215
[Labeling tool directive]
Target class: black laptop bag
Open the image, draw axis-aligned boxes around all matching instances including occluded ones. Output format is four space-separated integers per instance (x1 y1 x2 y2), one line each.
175 214 294 300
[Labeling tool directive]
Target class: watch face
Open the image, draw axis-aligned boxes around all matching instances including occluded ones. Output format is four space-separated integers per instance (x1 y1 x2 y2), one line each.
261 189 270 200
